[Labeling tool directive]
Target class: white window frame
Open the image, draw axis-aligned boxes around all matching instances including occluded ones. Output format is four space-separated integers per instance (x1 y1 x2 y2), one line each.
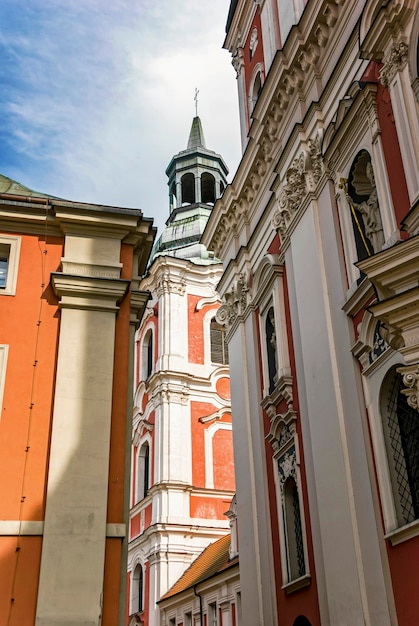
140 324 154 381
204 421 233 489
248 62 264 117
136 435 152 504
130 561 144 615
253 255 291 400
0 344 9 414
0 235 21 296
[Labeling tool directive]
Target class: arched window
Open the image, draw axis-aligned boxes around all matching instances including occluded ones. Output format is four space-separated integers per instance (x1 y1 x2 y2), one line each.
293 617 312 626
141 329 153 380
181 172 195 205
250 70 263 113
347 151 384 262
201 172 216 204
266 307 277 394
380 366 419 526
284 476 306 581
210 317 228 365
169 182 177 210
137 442 150 502
132 564 144 613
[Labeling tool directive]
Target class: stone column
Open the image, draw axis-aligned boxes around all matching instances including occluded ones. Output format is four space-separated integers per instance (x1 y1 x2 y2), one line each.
35 229 130 626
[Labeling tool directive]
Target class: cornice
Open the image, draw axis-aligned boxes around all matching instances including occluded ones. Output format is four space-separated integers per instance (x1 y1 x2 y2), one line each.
51 273 129 312
359 0 415 62
142 254 223 296
204 0 363 261
224 0 259 54
0 196 156 244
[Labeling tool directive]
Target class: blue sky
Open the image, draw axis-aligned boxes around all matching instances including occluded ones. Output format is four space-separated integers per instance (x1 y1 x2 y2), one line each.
0 0 241 234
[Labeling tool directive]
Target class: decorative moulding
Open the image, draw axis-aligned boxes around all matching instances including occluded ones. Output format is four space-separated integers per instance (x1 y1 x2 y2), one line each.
385 518 419 546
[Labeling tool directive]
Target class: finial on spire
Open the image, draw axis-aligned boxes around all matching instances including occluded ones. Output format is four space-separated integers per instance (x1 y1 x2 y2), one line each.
194 88 199 117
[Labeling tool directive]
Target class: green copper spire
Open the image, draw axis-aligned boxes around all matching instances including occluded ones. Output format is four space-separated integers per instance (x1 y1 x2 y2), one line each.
187 116 206 150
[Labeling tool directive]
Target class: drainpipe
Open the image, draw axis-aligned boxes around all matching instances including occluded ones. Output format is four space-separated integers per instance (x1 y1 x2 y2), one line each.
193 584 203 626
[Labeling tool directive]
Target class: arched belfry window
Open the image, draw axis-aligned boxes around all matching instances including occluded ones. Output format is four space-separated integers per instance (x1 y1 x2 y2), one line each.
346 150 384 261
210 317 228 365
141 329 153 380
201 172 216 204
137 441 150 502
181 172 195 205
169 182 177 210
132 564 144 613
380 366 419 526
266 307 278 394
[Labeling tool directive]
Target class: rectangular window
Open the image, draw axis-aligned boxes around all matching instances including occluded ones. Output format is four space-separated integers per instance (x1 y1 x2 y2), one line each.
184 612 192 626
0 252 8 287
209 603 217 626
0 345 9 415
0 236 21 296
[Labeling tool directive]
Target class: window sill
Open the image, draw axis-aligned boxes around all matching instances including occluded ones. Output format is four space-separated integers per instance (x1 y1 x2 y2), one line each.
282 573 311 595
385 519 419 546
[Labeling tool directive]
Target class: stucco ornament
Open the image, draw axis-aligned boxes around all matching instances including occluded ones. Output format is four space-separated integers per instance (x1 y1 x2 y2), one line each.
155 270 186 297
272 153 308 237
278 445 297 491
307 129 323 187
216 272 250 328
397 364 419 411
352 162 384 253
231 47 244 77
379 40 408 87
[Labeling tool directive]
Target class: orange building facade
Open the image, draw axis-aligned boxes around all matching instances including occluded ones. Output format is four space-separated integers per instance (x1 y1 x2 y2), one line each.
0 175 155 626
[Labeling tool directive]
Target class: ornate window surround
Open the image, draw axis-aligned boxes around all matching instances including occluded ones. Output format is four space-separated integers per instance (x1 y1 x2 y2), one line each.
252 254 292 404
352 311 419 545
204 421 233 490
248 62 265 118
136 438 151 504
323 82 398 291
269 412 310 592
201 306 227 369
140 323 155 382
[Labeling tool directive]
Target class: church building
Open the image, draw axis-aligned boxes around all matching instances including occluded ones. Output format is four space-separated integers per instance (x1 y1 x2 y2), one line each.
127 116 235 626
202 1 419 625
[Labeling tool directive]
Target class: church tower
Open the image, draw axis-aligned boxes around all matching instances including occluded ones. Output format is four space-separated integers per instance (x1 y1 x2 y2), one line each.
127 116 234 626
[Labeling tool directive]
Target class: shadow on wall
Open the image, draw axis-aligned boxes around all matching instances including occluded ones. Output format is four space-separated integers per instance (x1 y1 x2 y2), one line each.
0 233 130 626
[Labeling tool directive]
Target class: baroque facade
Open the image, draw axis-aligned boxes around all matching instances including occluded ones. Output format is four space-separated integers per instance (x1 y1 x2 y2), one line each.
201 1 419 625
127 117 235 626
0 174 155 626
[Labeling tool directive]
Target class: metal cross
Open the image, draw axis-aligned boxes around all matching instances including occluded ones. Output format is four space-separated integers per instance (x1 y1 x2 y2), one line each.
194 88 199 117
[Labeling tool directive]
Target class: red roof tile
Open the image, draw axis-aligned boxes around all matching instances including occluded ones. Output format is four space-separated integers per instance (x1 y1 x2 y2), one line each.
159 534 235 601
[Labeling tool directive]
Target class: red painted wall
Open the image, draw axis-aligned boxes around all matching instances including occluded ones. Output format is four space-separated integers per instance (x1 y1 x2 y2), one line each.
212 427 235 491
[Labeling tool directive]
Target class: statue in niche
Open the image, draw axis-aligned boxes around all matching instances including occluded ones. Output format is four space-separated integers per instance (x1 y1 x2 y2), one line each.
266 307 279 393
352 162 384 253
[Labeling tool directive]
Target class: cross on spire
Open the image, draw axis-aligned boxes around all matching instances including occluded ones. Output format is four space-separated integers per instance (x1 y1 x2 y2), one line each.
194 88 199 117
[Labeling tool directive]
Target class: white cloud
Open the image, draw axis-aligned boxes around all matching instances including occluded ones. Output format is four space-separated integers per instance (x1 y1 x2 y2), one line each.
0 0 241 234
